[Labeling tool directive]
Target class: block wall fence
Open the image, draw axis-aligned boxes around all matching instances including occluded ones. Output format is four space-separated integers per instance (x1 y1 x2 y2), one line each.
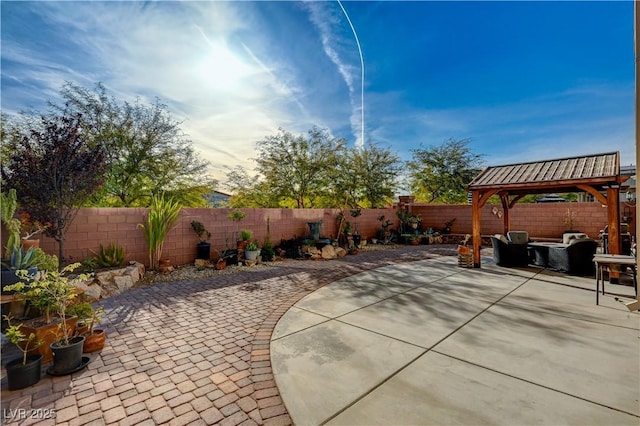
4 202 634 268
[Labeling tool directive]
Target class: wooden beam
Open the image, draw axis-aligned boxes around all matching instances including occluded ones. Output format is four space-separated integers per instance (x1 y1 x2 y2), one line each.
478 189 498 208
576 184 607 205
508 194 526 209
472 190 482 268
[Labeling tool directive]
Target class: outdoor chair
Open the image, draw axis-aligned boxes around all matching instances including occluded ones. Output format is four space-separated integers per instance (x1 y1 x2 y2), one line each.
491 235 529 267
547 238 598 275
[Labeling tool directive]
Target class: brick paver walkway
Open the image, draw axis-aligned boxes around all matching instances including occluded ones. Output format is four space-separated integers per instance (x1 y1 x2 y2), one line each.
1 245 456 425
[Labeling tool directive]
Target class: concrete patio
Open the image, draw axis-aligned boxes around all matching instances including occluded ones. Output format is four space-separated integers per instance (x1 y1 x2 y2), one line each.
272 256 640 425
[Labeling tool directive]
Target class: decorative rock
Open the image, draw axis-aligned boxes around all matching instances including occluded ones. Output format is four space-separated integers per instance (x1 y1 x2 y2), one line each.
79 261 147 301
194 259 208 269
321 245 336 260
335 247 347 258
83 285 102 303
114 275 134 293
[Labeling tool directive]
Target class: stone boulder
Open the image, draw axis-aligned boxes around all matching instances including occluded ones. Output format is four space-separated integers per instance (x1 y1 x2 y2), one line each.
321 245 337 260
79 261 146 302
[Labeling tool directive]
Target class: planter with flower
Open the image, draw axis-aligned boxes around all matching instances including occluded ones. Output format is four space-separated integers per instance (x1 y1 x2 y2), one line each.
457 234 473 268
19 212 50 250
3 263 89 372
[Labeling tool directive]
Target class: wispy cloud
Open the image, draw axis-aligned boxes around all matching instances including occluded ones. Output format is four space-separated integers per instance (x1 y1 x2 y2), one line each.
303 2 364 147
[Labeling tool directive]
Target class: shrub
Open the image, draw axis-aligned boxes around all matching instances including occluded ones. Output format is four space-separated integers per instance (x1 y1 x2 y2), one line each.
239 230 252 241
32 248 59 272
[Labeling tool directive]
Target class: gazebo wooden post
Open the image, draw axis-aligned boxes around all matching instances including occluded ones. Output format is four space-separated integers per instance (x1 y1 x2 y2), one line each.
500 193 510 233
607 187 621 255
607 187 622 282
472 190 482 268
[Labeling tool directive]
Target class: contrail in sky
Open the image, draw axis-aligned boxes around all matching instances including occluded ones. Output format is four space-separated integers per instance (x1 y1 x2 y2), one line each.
337 0 365 148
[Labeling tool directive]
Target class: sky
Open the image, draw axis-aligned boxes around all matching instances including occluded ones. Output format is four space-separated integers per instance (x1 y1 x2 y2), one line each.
1 1 635 183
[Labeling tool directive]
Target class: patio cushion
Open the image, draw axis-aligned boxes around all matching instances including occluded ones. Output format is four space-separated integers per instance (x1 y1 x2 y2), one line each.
563 232 588 245
507 231 529 245
495 234 509 244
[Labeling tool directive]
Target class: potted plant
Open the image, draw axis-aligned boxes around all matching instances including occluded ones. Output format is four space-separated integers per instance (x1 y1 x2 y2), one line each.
563 208 579 232
3 315 44 390
244 241 261 261
3 263 89 372
443 218 456 234
67 302 94 336
1 246 39 290
139 193 181 270
377 215 393 245
191 220 212 260
82 306 106 353
19 212 50 250
227 209 246 243
238 230 252 251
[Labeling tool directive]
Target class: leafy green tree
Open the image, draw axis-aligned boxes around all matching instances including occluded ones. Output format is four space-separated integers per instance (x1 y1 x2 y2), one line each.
52 82 215 207
254 127 347 208
351 145 401 208
407 138 485 204
1 111 108 264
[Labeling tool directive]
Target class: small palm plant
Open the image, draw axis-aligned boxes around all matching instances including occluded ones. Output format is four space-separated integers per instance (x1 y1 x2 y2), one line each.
139 193 182 270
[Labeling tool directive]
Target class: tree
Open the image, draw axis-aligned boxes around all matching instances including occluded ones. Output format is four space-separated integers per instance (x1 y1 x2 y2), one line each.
1 111 108 264
350 145 401 208
406 138 484 204
52 82 215 207
254 127 347 208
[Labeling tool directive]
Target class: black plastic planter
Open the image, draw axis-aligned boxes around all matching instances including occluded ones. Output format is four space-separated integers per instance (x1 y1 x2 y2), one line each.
6 354 42 390
50 336 85 374
196 242 211 260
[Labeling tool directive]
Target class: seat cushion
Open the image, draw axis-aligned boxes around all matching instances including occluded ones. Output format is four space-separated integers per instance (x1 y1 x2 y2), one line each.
494 234 509 244
507 231 529 245
563 233 588 245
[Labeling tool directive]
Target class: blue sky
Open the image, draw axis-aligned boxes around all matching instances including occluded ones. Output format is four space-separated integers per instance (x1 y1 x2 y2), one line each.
1 1 635 181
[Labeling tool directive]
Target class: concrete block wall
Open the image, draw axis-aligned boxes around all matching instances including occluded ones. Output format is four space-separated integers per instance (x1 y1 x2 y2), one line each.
411 202 630 239
31 207 397 267
7 202 633 268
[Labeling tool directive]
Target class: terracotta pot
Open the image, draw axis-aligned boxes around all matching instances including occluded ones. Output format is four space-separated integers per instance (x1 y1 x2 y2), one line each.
457 245 471 255
159 259 172 267
83 329 106 353
214 260 226 270
20 239 40 249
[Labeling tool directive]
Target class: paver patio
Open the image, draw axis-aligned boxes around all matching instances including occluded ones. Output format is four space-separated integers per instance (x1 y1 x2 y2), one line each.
1 245 453 425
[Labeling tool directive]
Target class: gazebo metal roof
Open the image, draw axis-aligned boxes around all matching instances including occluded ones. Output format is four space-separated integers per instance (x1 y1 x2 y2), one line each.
468 152 623 195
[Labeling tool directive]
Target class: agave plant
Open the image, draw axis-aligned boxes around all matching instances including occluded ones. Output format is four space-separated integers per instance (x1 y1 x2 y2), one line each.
139 193 181 270
2 246 39 270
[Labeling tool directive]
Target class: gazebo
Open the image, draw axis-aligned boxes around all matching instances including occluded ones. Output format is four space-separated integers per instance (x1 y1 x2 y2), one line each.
467 152 627 268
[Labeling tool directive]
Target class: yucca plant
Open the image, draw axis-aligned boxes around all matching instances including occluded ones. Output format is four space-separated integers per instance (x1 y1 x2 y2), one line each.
139 193 181 270
1 189 21 258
